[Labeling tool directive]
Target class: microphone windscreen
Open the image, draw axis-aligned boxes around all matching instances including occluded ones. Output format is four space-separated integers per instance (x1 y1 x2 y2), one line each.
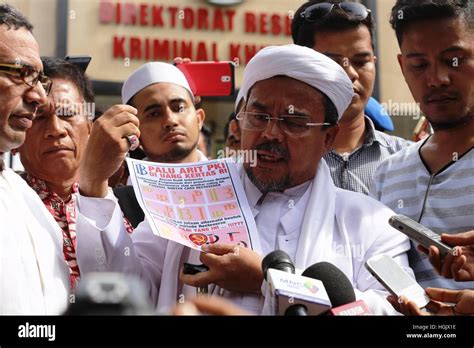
302 262 356 307
261 250 295 279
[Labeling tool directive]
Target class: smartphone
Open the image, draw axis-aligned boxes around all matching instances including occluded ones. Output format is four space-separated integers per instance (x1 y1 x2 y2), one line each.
365 254 430 308
182 263 209 295
389 215 453 257
175 61 235 97
182 262 209 275
64 55 92 73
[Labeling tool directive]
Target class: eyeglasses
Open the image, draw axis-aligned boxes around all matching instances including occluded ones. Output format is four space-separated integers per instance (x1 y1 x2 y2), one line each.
236 111 331 137
0 62 52 95
300 2 371 22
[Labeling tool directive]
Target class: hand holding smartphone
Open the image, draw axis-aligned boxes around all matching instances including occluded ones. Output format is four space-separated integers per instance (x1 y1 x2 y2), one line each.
182 263 209 295
365 254 430 308
182 263 209 275
388 215 453 257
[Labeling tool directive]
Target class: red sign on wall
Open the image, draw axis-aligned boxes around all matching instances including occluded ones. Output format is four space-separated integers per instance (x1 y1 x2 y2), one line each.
99 1 292 65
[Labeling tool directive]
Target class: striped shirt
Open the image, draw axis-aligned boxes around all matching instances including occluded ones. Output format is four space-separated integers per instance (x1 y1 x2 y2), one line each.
324 117 411 195
370 138 474 290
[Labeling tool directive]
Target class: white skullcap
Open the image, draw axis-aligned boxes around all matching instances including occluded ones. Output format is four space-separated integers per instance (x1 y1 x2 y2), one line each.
237 44 354 119
235 88 245 112
121 62 194 104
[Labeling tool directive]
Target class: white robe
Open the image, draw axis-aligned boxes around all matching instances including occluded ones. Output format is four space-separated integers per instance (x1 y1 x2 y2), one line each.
76 160 411 315
0 168 69 314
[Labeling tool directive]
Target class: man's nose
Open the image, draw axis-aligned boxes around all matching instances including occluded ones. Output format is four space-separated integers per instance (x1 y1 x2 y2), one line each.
45 114 67 139
261 118 285 142
25 81 48 110
427 62 451 89
163 108 180 130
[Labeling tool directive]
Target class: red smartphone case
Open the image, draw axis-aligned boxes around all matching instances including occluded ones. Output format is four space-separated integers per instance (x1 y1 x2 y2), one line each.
175 61 235 97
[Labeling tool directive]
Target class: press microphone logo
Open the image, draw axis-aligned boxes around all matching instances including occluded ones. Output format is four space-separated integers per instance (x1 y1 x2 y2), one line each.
304 281 319 294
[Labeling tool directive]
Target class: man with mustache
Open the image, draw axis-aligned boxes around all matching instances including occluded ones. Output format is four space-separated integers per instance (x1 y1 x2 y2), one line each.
15 57 134 289
370 0 474 291
76 45 411 314
0 5 137 314
291 0 410 195
0 5 70 314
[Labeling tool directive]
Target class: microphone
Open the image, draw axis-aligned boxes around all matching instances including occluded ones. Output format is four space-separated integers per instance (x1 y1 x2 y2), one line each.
262 250 331 316
302 262 372 316
64 272 155 315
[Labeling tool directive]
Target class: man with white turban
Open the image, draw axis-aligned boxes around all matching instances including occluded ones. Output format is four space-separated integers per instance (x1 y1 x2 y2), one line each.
76 45 411 315
109 62 207 226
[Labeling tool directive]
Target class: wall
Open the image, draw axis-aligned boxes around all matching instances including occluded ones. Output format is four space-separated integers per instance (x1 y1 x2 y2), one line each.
66 0 304 86
376 0 421 139
7 0 57 57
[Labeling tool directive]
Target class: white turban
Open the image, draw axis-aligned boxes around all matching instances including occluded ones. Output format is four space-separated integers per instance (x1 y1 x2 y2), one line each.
121 62 194 104
237 44 353 119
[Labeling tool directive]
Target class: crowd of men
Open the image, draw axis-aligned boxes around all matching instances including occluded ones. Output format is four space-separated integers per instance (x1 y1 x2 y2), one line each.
0 0 473 316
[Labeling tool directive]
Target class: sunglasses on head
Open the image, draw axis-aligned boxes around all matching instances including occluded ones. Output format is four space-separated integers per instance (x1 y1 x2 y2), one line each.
300 2 371 22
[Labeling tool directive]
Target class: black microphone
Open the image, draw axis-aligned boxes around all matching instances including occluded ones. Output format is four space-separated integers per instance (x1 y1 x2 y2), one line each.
302 262 371 315
262 250 304 315
64 272 155 315
261 250 295 279
262 251 331 316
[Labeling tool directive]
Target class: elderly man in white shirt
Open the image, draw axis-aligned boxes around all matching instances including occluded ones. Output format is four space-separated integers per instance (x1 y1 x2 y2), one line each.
76 45 412 315
0 4 71 314
0 4 138 315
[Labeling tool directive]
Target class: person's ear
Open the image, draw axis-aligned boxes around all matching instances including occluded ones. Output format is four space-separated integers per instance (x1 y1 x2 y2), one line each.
230 119 241 139
397 54 404 74
323 124 339 152
196 108 206 130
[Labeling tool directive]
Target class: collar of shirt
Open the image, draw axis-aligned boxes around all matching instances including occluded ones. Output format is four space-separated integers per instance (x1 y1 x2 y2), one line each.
364 116 391 149
279 180 313 236
0 153 4 172
243 173 311 217
244 172 313 256
25 174 81 289
25 174 79 204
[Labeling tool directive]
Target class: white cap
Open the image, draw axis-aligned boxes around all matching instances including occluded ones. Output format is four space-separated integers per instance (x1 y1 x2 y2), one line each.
237 44 354 120
121 62 194 104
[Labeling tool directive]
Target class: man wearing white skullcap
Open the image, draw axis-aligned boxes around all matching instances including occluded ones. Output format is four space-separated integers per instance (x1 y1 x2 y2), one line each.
75 45 411 315
78 60 208 227
121 61 204 164
122 62 195 104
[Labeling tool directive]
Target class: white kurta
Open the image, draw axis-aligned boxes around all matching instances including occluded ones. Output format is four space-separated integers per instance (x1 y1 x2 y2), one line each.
76 160 411 315
0 168 69 314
